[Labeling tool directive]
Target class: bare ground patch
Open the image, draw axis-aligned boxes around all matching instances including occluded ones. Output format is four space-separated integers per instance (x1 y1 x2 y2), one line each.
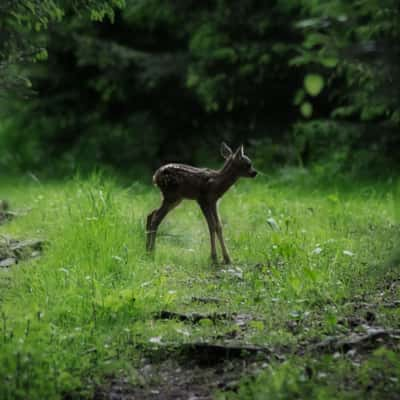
93 281 400 400
94 344 271 400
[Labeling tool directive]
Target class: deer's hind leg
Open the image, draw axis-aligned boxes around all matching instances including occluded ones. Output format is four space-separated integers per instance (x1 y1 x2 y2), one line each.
145 210 156 251
146 210 156 232
211 202 231 264
146 197 181 252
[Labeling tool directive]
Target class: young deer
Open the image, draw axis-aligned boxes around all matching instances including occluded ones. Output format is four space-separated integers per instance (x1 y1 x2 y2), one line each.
146 143 257 264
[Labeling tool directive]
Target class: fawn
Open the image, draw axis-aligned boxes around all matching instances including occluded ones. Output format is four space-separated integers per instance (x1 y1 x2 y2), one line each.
146 143 257 264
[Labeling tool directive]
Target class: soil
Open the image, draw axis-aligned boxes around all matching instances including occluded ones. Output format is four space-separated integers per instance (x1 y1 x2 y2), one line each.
94 286 400 400
94 347 269 400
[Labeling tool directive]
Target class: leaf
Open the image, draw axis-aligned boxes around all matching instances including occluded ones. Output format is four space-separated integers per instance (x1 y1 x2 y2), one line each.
304 74 324 97
259 53 270 64
296 18 325 29
187 71 200 88
300 102 313 118
36 49 48 61
321 57 338 68
303 33 328 49
23 78 32 88
293 89 305 106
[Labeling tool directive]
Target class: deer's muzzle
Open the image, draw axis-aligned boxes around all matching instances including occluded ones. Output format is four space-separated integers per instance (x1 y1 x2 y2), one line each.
249 168 258 178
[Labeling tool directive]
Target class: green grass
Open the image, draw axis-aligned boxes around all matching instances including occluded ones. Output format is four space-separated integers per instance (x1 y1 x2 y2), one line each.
0 172 398 399
221 348 400 400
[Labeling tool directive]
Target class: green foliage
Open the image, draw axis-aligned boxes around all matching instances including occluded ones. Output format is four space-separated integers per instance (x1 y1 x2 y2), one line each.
0 174 398 398
292 0 400 170
0 0 304 173
292 118 398 177
224 349 400 400
300 101 313 118
304 74 324 97
0 0 399 175
0 0 124 93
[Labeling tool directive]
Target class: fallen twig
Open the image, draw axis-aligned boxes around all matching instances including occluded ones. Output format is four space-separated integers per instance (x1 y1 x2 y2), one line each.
310 327 400 353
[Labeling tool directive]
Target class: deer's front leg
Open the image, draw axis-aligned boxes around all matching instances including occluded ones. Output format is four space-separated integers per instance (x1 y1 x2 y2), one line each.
198 201 217 264
211 202 232 264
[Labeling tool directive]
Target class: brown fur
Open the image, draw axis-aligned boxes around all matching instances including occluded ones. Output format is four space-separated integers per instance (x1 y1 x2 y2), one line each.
146 143 257 264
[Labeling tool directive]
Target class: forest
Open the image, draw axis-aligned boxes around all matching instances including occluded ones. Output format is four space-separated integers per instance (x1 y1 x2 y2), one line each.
0 1 399 399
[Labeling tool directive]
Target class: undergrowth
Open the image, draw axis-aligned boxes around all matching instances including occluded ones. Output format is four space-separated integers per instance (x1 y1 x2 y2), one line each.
0 173 398 399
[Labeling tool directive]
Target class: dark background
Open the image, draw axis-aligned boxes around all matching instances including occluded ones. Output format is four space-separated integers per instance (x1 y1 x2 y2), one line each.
1 0 399 178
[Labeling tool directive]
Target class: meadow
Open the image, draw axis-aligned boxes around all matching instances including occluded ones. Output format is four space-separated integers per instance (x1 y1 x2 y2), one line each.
0 172 399 399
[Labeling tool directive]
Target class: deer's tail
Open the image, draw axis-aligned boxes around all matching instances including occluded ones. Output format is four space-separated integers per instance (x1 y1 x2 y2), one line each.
152 168 164 188
152 172 158 186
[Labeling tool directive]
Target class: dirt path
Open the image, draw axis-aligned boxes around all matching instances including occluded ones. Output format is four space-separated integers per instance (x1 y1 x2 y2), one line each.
94 293 400 400
94 344 270 400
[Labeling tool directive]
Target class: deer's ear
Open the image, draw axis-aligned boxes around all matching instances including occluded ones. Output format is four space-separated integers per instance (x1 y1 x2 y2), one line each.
234 145 244 159
220 142 233 159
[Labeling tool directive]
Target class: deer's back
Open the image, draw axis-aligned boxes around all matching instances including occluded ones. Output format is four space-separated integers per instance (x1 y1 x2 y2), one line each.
153 163 215 199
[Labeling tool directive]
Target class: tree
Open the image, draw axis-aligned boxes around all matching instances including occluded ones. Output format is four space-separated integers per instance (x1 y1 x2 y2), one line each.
291 0 400 172
0 0 124 94
1 0 399 175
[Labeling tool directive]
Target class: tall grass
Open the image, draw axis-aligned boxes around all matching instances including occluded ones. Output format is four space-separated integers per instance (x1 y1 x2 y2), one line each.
0 173 398 399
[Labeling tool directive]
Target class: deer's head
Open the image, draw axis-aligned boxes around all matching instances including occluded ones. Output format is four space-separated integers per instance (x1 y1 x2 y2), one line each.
221 142 258 178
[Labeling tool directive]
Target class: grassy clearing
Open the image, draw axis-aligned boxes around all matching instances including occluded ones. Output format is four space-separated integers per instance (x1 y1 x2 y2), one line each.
0 172 399 399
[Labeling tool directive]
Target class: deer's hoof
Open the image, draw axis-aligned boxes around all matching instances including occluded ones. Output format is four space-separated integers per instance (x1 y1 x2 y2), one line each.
210 255 218 265
222 257 232 265
145 243 155 254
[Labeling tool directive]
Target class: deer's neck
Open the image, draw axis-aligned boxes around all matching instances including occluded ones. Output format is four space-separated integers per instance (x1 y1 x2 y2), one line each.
213 160 239 197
